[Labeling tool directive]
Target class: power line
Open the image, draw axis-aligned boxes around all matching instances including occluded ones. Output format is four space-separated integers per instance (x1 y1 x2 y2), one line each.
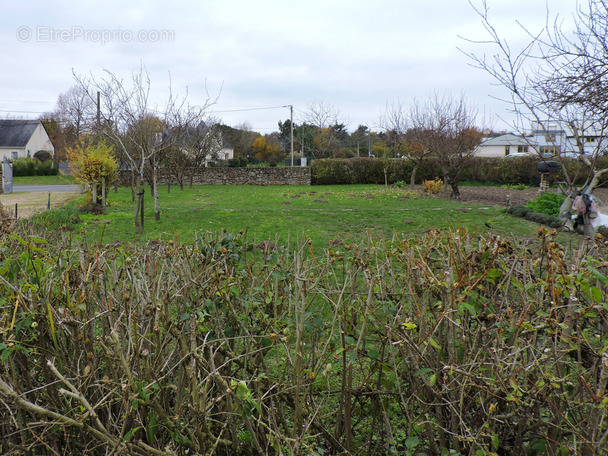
209 105 288 114
0 100 55 104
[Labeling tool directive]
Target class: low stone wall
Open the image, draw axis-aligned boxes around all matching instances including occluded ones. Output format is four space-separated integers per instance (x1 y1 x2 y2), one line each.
119 167 311 186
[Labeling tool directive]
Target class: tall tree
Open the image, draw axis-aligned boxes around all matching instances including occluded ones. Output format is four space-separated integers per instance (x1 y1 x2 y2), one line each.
300 100 345 158
219 122 258 160
55 85 97 138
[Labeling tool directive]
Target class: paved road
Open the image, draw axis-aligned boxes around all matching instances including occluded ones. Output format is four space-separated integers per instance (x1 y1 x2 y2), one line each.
12 185 82 193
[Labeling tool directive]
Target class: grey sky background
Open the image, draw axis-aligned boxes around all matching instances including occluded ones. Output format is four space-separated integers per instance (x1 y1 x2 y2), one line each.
1 0 576 133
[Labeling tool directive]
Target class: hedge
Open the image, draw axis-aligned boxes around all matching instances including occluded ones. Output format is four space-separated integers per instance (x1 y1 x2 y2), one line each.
11 158 59 177
311 156 608 187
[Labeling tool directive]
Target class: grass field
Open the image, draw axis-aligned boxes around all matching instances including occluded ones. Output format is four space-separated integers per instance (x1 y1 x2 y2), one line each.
71 184 541 246
13 175 76 185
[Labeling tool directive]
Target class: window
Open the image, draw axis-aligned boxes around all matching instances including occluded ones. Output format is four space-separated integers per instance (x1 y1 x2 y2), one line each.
586 137 595 143
545 133 556 142
539 146 557 155
517 145 528 153
504 145 510 155
11 151 18 160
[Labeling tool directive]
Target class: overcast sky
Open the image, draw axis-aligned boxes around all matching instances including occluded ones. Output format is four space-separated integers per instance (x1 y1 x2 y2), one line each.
1 0 576 134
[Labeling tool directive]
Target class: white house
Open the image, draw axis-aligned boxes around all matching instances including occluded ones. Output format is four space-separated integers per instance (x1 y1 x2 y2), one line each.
476 121 608 158
0 119 55 161
475 133 536 157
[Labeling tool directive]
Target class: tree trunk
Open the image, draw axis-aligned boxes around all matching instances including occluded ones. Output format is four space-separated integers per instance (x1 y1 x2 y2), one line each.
449 180 460 200
134 174 142 234
153 166 160 221
101 178 106 208
410 164 418 188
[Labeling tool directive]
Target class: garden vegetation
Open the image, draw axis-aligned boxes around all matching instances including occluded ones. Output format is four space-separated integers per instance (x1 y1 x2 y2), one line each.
1 221 607 455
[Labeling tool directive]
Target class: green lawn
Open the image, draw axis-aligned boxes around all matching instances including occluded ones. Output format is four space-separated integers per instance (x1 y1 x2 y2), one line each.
73 184 540 246
13 175 76 185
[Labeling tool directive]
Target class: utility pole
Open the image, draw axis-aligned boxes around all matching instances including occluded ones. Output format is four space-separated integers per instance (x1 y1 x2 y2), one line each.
96 91 101 129
283 105 295 166
289 105 294 167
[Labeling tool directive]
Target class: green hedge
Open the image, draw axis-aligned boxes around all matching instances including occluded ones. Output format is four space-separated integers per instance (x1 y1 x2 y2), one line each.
311 156 608 186
11 158 59 177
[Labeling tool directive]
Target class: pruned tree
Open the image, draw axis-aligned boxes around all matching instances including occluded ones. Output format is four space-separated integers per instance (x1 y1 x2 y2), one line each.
74 68 214 232
409 95 483 199
463 0 608 235
380 100 433 187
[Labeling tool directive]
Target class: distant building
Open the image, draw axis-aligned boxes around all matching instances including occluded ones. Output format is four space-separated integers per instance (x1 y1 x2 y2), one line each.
0 119 55 161
475 121 608 158
475 133 533 157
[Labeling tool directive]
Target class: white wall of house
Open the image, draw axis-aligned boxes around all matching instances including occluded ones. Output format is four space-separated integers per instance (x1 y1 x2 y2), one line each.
0 148 22 161
475 144 509 158
26 123 55 157
218 146 233 161
474 134 538 158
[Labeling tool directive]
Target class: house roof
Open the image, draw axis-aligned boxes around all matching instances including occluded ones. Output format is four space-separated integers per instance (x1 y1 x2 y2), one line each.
0 119 41 148
480 133 529 146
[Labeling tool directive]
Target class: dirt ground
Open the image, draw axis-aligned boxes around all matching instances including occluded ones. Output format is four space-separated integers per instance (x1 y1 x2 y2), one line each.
425 185 608 214
0 192 79 219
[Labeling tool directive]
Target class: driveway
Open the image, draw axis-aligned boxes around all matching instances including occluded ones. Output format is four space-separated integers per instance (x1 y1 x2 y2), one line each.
1 185 83 218
12 184 82 193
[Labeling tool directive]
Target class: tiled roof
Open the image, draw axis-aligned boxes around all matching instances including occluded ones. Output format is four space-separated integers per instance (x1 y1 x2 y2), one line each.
0 119 40 148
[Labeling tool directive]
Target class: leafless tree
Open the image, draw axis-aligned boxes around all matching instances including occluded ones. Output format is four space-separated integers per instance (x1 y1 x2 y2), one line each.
463 0 608 235
300 100 346 158
409 94 483 199
55 85 97 138
379 100 433 187
74 68 215 232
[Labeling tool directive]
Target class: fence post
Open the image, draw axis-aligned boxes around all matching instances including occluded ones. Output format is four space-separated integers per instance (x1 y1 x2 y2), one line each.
102 177 106 208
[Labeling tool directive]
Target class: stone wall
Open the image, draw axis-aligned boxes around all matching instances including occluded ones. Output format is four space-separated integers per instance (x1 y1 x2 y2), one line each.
119 167 311 186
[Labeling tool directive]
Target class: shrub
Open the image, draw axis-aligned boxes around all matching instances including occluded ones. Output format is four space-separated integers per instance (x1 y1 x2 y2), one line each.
11 157 59 176
33 150 53 162
526 192 566 217
422 177 444 194
507 203 563 228
67 140 119 202
506 205 531 218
